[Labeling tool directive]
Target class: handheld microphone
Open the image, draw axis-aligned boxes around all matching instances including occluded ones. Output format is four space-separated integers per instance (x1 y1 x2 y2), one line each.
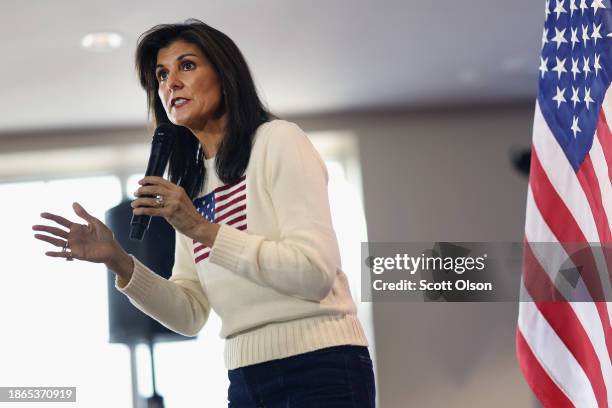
129 123 177 241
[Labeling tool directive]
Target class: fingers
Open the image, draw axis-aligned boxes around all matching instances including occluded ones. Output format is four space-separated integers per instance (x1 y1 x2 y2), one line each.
134 184 167 198
73 202 95 223
33 233 66 248
131 197 161 209
44 251 73 259
139 176 173 187
132 206 165 216
32 225 69 239
33 230 73 259
40 212 73 228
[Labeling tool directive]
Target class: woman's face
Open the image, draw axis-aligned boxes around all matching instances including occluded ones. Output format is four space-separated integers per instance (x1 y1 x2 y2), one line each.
155 40 223 130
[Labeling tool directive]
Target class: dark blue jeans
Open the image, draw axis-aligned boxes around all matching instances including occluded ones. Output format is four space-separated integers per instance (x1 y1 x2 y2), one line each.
227 345 376 407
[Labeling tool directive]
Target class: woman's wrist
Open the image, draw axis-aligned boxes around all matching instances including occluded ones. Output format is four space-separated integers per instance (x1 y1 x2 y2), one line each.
105 241 134 285
192 219 221 248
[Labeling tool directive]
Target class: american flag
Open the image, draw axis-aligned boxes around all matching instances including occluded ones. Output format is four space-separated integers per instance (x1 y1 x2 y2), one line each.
192 175 247 264
516 0 612 407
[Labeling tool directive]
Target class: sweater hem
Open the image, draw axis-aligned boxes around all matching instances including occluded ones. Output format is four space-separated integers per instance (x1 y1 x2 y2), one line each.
224 313 369 369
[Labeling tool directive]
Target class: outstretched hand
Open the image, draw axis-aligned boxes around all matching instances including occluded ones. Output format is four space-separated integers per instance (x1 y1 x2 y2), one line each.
32 202 118 263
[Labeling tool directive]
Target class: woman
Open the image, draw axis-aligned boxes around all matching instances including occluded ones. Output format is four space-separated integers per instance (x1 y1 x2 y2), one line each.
32 19 375 407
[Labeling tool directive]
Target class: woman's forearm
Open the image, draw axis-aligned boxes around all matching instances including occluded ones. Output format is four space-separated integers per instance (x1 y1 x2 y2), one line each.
109 220 218 288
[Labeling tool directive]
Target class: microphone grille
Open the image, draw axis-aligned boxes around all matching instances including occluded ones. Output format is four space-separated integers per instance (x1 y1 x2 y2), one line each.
152 123 177 143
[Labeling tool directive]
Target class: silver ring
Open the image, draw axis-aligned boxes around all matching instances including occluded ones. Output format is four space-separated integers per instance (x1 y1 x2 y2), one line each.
62 242 74 261
155 195 165 208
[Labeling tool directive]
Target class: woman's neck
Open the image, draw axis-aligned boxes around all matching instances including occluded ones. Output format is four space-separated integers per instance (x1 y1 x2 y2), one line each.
191 114 226 159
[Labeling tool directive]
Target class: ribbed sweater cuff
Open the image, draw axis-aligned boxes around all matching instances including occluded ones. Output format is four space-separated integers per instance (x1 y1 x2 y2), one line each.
224 314 369 370
114 255 157 304
209 224 248 273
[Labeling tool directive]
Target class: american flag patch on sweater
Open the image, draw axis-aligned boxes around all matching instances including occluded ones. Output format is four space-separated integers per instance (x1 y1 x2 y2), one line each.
192 175 247 264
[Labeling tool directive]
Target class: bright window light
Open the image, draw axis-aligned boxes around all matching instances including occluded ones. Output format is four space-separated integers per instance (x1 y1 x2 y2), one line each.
0 175 129 407
81 32 123 51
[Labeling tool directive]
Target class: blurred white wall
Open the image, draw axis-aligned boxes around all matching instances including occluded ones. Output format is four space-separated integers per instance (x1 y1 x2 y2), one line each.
296 102 535 408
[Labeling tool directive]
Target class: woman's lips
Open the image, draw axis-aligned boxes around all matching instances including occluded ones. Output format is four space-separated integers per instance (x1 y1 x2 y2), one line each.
172 99 190 109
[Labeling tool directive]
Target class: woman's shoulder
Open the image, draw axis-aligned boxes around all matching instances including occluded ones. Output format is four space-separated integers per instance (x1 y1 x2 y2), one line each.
250 119 325 174
256 119 303 137
254 119 308 149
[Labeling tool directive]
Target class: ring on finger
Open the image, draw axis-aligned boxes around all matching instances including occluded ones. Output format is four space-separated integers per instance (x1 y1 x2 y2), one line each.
155 195 165 208
62 241 74 262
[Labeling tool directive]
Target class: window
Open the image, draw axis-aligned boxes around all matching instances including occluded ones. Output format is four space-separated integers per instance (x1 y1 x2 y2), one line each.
0 176 131 407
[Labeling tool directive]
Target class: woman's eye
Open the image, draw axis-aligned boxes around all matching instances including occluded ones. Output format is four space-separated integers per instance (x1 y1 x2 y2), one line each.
156 61 194 82
182 61 195 70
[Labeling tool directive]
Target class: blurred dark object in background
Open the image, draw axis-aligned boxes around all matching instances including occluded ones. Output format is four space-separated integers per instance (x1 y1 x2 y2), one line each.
106 199 187 344
106 199 191 408
511 147 531 177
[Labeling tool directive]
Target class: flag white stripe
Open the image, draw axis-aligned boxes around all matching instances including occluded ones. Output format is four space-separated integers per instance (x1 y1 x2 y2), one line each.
533 101 600 242
217 180 246 199
525 188 593 302
521 252 612 405
215 198 246 220
192 178 247 263
570 301 612 404
525 189 612 400
518 297 599 408
590 132 612 236
532 104 612 303
194 248 209 257
521 188 612 392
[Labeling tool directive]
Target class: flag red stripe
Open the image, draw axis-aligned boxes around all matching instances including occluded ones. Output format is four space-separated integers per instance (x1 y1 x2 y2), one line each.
529 149 606 301
535 303 609 408
214 175 246 193
216 194 246 213
522 239 565 302
516 329 575 408
529 149 584 244
194 243 207 253
192 175 247 265
215 204 246 223
523 243 609 408
596 111 612 183
530 149 612 361
572 149 612 359
217 183 246 202
227 214 247 226
195 252 210 263
575 157 612 329
575 154 612 244
594 300 612 365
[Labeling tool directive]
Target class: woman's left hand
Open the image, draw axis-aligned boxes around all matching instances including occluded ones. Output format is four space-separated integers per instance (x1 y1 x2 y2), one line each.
132 176 214 243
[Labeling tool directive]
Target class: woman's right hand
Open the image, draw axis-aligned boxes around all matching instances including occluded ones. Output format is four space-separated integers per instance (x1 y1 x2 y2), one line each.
32 202 126 266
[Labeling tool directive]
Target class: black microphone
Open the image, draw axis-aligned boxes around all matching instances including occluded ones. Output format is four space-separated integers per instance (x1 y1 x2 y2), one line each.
129 123 177 241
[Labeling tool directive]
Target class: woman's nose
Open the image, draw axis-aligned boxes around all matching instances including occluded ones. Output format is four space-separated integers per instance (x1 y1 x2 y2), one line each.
166 70 183 90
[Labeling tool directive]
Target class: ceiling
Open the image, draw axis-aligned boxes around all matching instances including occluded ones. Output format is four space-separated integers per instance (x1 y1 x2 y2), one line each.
1 0 543 133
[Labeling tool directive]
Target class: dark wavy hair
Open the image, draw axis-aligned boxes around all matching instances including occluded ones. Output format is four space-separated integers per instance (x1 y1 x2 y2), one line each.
135 19 274 198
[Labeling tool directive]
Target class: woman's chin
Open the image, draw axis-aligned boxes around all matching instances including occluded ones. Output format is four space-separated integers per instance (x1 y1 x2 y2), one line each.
169 116 191 128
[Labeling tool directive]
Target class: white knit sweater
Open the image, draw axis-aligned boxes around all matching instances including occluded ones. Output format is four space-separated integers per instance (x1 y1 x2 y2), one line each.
115 119 368 369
